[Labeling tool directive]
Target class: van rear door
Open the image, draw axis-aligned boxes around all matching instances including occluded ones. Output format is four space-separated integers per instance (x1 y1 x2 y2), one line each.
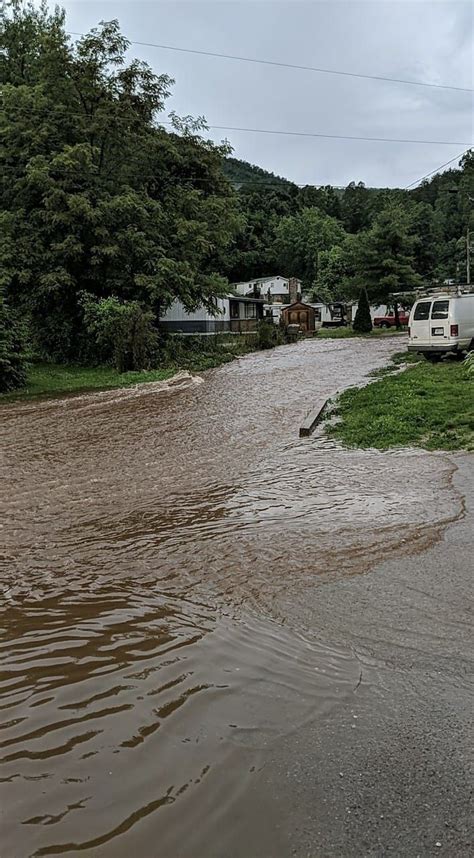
410 300 432 344
430 298 450 344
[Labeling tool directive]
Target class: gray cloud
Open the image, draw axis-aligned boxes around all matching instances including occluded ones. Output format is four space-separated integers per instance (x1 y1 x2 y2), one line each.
55 0 473 187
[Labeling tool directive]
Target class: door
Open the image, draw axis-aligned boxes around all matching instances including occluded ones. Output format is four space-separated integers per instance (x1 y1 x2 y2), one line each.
410 300 432 345
299 311 308 331
429 298 450 345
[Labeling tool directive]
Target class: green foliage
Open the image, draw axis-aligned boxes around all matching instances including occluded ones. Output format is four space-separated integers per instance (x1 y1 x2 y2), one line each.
350 204 422 302
256 320 284 349
0 362 175 401
328 358 474 451
464 351 474 379
317 327 404 339
314 237 356 300
352 289 373 333
157 333 257 370
0 288 27 392
223 158 293 189
340 181 373 233
273 208 346 288
80 294 158 371
1 3 240 363
2 3 473 372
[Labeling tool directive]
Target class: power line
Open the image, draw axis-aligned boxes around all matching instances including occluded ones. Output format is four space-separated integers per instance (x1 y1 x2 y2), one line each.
168 122 471 147
3 105 471 147
67 31 474 94
405 148 470 189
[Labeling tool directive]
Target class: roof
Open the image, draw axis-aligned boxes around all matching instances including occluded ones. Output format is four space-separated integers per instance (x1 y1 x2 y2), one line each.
281 301 315 311
234 275 302 286
226 293 265 303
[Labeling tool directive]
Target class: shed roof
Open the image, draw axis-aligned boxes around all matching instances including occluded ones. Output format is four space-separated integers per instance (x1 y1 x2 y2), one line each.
281 301 316 311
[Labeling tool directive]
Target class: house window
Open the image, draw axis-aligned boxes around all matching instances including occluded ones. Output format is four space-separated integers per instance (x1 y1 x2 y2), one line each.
245 302 257 318
230 301 240 319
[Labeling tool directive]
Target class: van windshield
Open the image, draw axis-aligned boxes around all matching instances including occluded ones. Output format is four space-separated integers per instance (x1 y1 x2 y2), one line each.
431 300 449 319
413 302 431 321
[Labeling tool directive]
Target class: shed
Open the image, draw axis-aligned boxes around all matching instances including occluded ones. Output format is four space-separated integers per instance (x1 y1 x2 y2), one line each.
281 301 317 333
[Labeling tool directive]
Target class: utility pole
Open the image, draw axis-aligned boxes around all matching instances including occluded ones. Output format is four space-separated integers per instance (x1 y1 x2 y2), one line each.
467 225 471 286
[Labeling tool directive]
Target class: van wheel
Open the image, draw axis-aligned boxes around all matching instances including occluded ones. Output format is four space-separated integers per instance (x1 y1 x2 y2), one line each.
424 353 442 363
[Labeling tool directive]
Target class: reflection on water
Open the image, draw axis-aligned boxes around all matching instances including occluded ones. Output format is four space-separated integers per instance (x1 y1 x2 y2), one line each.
0 338 459 856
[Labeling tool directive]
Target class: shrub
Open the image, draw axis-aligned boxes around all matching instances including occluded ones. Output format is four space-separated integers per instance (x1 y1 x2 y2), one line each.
257 320 284 349
464 351 474 379
80 294 159 372
353 288 373 333
0 290 27 392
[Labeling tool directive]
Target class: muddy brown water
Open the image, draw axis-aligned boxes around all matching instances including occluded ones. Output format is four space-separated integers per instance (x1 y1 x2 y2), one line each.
0 338 460 857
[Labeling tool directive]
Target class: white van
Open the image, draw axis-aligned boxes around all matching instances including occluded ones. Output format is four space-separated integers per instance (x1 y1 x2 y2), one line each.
408 293 474 362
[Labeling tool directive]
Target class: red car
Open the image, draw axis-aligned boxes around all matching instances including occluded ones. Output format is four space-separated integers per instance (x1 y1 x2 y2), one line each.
373 312 410 328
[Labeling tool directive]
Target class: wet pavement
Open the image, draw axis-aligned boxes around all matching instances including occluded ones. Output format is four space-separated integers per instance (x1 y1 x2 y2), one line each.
0 337 471 857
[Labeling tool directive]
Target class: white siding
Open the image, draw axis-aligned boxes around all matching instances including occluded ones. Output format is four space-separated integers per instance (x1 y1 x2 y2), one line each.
162 298 229 323
234 276 301 299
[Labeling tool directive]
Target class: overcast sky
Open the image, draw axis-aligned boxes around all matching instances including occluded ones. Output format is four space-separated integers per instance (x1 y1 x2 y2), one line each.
52 1 472 188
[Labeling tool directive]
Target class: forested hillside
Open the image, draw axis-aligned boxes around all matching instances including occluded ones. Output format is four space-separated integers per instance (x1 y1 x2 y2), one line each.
223 157 294 188
1 2 473 391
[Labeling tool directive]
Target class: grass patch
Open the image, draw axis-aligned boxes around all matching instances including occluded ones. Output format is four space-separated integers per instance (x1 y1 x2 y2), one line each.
0 334 259 402
327 356 474 451
316 327 406 339
1 363 177 402
366 351 421 377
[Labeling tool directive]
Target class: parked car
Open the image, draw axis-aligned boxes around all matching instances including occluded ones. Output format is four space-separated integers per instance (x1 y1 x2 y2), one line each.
373 311 410 328
408 293 474 361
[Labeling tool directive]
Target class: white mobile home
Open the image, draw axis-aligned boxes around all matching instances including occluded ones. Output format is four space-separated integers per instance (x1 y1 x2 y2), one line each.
234 275 302 303
160 295 264 334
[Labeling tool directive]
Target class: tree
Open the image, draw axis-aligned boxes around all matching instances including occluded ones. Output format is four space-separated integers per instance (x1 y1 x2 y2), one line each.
1 3 240 362
314 235 357 301
351 204 423 309
0 288 26 392
353 288 372 333
341 182 373 233
273 208 346 289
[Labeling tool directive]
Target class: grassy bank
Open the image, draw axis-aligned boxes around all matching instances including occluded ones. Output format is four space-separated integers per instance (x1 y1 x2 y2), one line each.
1 334 259 402
327 353 474 451
316 327 407 339
1 364 177 401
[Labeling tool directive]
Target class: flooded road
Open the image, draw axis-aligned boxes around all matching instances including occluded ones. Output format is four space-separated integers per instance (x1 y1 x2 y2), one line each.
0 338 462 857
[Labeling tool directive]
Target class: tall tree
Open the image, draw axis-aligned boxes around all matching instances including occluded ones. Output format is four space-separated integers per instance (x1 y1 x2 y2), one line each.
353 288 372 333
341 181 373 233
273 208 346 289
351 204 423 307
1 2 240 363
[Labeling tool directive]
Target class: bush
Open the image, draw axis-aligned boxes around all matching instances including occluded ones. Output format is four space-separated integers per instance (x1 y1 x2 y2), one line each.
257 320 284 349
464 351 474 379
0 291 27 392
80 294 159 372
353 288 373 333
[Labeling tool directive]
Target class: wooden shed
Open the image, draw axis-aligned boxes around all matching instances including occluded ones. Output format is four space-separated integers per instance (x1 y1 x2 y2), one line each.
281 301 316 333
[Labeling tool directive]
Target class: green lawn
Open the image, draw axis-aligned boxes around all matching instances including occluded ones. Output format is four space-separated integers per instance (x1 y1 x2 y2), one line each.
316 327 407 339
1 363 176 401
327 353 474 451
1 335 258 402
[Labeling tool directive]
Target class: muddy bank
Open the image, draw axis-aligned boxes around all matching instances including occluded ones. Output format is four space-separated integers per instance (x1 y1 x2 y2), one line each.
0 337 467 857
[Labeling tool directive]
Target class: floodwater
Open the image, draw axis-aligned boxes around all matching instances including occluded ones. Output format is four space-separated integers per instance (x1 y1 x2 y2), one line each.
0 338 460 857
